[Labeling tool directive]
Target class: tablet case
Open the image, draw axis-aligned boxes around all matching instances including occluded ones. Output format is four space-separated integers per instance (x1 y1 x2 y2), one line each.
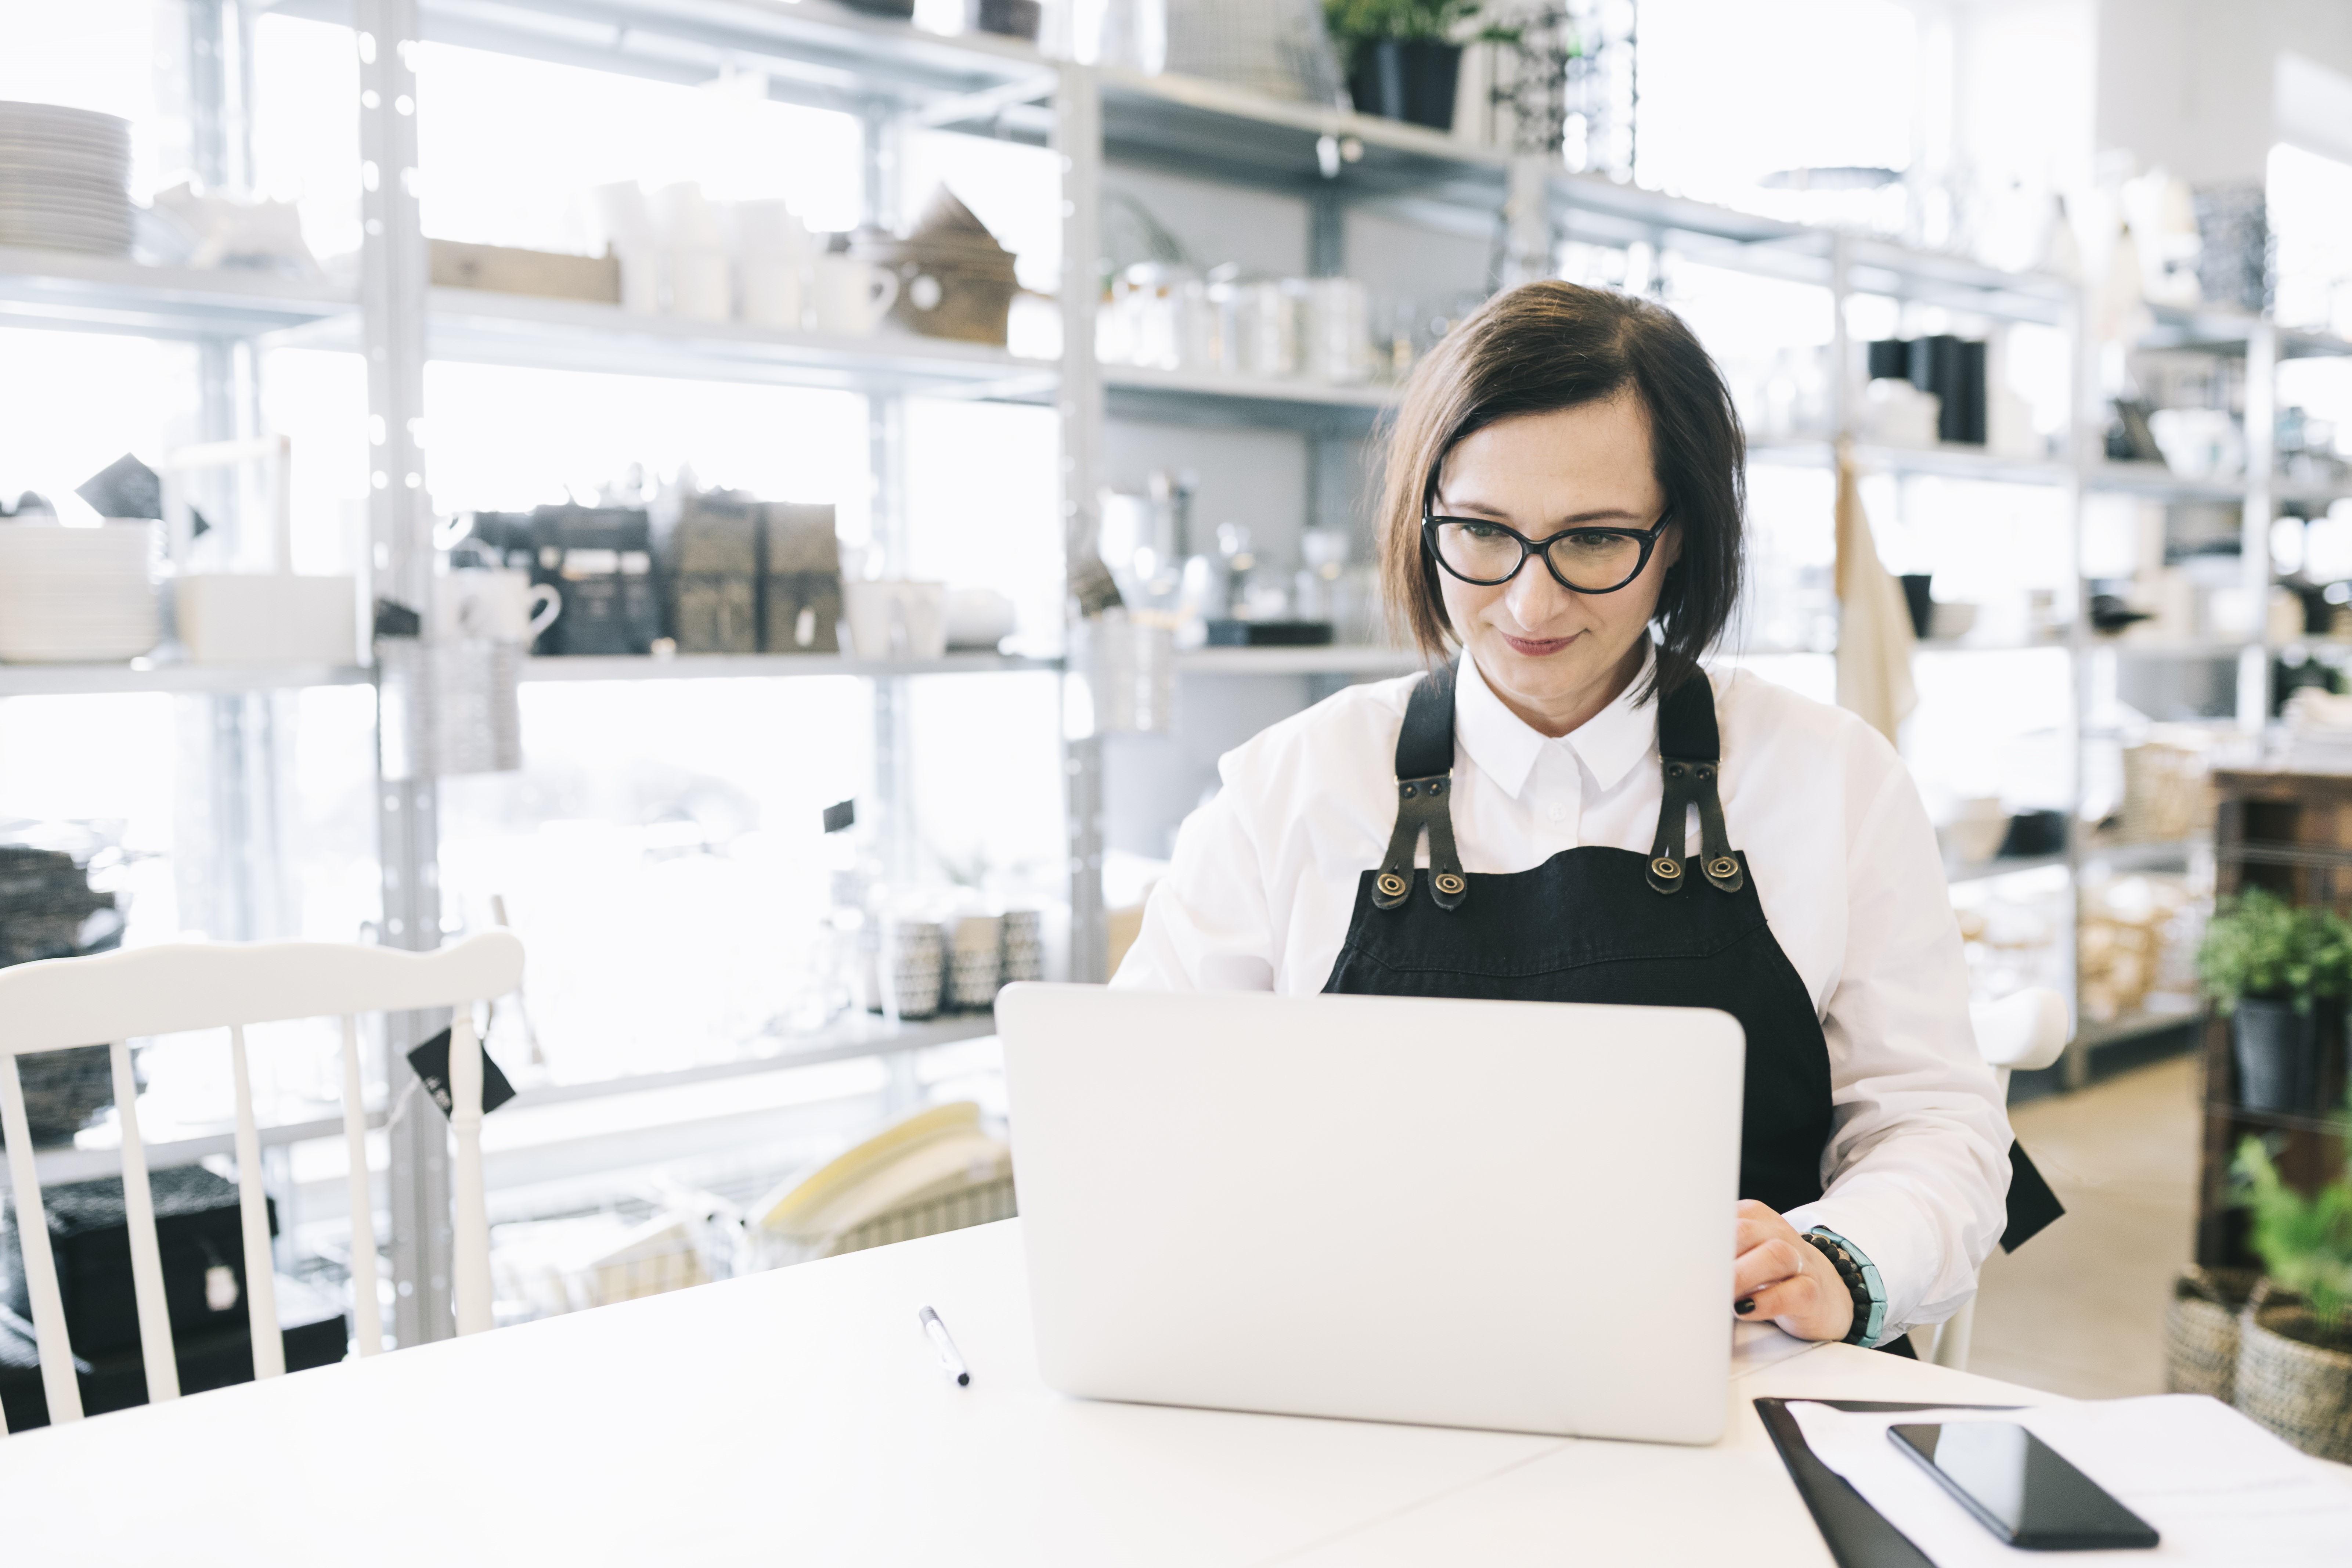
1756 1399 2022 1568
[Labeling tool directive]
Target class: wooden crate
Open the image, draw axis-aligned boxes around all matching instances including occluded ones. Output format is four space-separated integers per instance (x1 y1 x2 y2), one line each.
429 240 621 303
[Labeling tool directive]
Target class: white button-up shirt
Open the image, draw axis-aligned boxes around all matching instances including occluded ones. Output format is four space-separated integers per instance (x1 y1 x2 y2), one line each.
1113 648 2014 1335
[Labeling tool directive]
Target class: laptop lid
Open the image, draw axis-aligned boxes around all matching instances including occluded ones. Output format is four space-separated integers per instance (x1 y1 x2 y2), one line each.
999 984 1745 1444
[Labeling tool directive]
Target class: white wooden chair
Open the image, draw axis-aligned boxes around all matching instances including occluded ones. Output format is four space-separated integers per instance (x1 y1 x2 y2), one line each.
0 933 522 1431
1926 986 2071 1370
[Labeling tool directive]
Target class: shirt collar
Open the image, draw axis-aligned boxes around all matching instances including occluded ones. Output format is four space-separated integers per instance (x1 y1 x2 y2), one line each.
1455 643 1659 800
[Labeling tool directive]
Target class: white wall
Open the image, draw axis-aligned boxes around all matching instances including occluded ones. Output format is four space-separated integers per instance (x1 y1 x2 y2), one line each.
2093 0 2352 181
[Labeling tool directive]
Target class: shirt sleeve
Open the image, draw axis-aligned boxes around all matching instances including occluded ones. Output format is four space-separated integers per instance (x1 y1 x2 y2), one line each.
1780 742 2015 1338
1110 776 1280 994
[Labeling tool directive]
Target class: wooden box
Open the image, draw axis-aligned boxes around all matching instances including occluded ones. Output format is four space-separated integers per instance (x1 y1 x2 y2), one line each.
429 240 621 304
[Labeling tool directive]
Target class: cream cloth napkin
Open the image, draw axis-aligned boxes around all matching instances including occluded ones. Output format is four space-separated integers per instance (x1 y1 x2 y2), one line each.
1833 442 1918 743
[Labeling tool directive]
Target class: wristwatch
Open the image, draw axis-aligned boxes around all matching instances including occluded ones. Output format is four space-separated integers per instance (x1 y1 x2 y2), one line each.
1801 1228 1887 1347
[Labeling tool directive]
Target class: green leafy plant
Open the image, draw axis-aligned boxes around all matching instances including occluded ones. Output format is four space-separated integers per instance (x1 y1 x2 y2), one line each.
2236 1124 2352 1331
2197 888 2352 1015
1323 0 1485 62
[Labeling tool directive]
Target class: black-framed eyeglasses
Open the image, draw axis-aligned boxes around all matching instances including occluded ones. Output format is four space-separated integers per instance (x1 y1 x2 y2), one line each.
1421 507 1672 595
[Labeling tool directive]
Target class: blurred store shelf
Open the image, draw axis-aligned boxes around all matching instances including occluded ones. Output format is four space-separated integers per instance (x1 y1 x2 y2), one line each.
274 0 1055 117
0 661 371 697
519 652 1059 681
1749 437 2074 486
1103 364 1396 428
0 245 351 339
1173 646 1425 677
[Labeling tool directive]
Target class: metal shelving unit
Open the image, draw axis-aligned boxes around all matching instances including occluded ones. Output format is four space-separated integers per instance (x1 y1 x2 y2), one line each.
1172 645 1423 677
6 0 2252 1338
0 661 373 697
0 244 351 337
1101 364 1395 428
271 285 1063 397
517 651 1060 682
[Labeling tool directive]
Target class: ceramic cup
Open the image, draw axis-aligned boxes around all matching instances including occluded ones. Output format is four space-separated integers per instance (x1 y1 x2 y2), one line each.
731 199 809 329
842 580 948 661
436 567 560 644
811 253 898 336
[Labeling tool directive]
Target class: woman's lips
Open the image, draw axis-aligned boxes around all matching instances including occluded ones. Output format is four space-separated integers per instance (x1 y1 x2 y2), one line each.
1501 631 1578 657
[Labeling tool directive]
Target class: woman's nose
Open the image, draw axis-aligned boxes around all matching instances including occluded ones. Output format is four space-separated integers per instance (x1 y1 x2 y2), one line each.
1504 559 1580 628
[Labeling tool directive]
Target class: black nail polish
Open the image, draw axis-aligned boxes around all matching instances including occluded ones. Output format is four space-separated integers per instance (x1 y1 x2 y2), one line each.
1735 1298 1755 1315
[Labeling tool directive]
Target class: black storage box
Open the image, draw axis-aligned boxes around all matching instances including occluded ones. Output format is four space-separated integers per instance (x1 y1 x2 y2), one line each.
1204 619 1334 647
531 505 660 655
0 1270 347 1432
3 1166 275 1359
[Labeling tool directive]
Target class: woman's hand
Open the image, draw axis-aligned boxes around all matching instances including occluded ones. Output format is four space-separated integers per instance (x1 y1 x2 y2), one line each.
1732 1200 1855 1343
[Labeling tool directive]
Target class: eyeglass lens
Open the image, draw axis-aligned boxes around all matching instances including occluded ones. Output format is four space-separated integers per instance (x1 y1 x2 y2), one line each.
1431 520 1645 590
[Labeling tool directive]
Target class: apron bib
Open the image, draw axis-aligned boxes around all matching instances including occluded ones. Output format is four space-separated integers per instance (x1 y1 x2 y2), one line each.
1321 664 2063 1342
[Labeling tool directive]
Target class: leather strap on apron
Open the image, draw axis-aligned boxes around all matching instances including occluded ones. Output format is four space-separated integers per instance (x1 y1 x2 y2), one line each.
1372 663 1468 911
1645 674 1745 895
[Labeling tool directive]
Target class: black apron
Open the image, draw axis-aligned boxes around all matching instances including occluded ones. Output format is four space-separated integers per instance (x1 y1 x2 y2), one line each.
1321 664 2062 1341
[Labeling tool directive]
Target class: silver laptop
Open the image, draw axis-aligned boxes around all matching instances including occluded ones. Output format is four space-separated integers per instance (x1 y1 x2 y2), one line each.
997 983 1746 1445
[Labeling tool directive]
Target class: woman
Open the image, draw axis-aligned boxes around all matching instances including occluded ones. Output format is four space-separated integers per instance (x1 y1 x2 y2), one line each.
1114 281 2056 1351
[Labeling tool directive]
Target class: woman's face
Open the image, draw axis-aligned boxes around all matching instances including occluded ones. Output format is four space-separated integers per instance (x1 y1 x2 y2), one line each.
1431 392 1680 738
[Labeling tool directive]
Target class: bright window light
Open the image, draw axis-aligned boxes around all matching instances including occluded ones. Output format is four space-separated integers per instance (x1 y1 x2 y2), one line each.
411 43 864 252
1637 0 1918 210
2270 141 2352 339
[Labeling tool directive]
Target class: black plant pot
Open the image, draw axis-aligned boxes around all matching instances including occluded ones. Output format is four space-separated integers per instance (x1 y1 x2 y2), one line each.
1348 40 1462 131
2233 998 2321 1113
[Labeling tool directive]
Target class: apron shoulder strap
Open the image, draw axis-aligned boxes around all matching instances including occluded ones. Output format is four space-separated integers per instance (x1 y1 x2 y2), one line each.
1374 664 1467 912
1646 670 1746 896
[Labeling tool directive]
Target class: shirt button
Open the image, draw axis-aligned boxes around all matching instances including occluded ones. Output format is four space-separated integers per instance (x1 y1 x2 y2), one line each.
1547 803 1566 822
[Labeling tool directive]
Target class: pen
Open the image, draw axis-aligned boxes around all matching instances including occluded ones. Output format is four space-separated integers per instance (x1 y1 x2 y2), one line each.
918 1304 970 1387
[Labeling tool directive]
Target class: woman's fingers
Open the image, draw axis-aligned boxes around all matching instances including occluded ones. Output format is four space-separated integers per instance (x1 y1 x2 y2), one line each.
1731 1235 1811 1301
1742 1270 1824 1325
1728 1199 1855 1341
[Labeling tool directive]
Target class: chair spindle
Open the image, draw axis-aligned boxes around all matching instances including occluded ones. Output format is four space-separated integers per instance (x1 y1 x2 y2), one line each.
108 1038 178 1403
448 1006 492 1336
0 1052 82 1426
227 1023 286 1380
339 1014 383 1356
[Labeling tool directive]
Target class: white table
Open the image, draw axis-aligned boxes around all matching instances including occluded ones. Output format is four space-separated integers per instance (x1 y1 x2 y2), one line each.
0 1219 2046 1565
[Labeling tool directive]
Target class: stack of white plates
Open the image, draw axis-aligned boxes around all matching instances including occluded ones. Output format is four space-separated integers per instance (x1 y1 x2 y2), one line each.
0 523 161 662
0 101 132 256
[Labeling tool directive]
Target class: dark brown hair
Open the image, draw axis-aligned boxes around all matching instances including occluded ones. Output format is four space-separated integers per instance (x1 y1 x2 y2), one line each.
1375 281 1745 697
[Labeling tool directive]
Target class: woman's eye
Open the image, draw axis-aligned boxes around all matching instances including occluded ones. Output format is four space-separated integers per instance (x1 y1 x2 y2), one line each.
1460 522 1510 540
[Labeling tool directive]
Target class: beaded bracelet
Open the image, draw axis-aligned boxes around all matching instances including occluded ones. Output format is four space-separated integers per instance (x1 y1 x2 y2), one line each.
1800 1229 1883 1346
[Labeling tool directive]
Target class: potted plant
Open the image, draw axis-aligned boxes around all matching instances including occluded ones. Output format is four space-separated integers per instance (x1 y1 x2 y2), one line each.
2197 888 2351 1113
1324 0 1482 130
2233 1131 2352 1461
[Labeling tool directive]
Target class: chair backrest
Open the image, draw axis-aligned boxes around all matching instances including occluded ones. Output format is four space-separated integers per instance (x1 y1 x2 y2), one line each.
1966 987 2071 1095
1933 985 2071 1372
0 932 522 1431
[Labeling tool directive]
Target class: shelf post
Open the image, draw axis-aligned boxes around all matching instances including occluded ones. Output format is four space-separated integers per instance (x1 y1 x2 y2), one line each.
2061 278 2093 1088
862 100 919 899
2239 317 2277 734
358 0 455 1347
1502 154 1552 289
1056 62 1108 983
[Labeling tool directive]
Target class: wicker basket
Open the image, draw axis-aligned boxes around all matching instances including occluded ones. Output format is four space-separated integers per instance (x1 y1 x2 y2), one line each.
2164 1265 2262 1401
2236 1297 2352 1464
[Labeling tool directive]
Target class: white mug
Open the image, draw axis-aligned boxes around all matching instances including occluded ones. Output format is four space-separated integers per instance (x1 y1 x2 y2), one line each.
436 567 560 644
843 579 947 660
811 253 899 336
731 199 808 328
